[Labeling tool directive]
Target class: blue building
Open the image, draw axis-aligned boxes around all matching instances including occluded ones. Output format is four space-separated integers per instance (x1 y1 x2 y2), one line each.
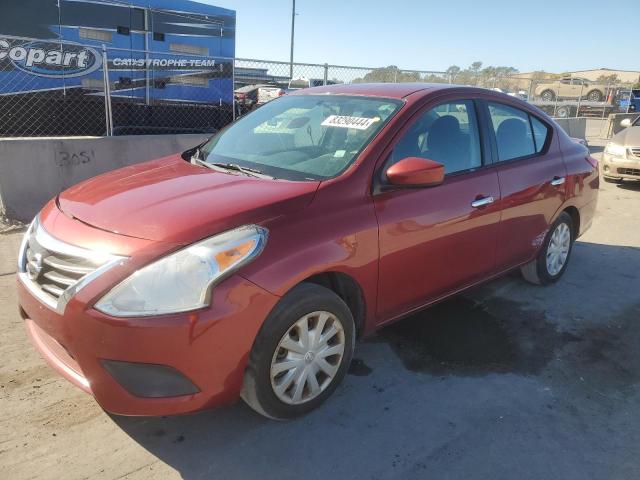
0 0 236 136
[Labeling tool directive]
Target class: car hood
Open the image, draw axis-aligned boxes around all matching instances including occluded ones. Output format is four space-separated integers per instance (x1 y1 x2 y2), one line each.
57 155 320 244
613 126 640 146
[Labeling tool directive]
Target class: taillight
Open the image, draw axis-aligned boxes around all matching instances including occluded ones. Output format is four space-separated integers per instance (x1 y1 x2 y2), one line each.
278 90 286 96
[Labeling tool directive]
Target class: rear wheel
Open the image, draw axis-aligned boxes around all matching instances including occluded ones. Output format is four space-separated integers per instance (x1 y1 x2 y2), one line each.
540 90 555 101
241 283 355 419
521 212 574 285
586 90 603 102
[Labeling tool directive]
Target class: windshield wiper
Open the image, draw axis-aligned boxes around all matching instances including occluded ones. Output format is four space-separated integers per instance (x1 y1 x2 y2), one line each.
211 162 275 179
191 157 273 179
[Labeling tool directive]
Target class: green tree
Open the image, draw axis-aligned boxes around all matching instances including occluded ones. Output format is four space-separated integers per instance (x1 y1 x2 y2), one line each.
596 74 621 85
353 66 421 83
470 61 483 73
445 65 461 82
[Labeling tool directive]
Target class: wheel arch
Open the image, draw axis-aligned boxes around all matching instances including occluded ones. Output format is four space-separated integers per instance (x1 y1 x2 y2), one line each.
301 271 367 338
562 205 580 238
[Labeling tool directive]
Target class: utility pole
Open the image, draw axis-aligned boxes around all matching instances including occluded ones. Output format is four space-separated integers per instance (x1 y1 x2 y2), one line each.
289 0 296 79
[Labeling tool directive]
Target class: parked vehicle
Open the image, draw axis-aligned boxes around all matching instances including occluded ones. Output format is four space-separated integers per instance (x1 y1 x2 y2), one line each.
287 77 340 91
534 77 606 102
530 89 623 119
618 89 640 113
602 115 640 183
234 84 285 108
18 84 599 420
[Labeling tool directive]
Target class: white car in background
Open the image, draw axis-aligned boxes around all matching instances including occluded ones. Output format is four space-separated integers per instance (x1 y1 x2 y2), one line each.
235 84 285 109
602 116 640 183
287 77 341 92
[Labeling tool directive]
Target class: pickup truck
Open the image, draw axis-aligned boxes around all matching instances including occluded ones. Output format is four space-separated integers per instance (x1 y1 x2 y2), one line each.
534 77 606 102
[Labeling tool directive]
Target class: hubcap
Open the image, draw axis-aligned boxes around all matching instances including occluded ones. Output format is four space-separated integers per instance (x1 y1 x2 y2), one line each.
546 222 571 276
270 311 345 405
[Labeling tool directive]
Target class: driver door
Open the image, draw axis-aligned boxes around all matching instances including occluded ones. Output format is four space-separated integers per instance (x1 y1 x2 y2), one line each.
373 98 501 322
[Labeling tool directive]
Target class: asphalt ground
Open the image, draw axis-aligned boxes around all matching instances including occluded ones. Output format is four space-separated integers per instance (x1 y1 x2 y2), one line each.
1 149 640 480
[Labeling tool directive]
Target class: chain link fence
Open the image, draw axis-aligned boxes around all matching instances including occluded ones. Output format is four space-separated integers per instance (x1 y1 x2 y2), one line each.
0 34 636 140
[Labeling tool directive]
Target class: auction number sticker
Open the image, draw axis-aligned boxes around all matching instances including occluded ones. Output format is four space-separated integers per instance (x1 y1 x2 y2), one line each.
321 115 379 130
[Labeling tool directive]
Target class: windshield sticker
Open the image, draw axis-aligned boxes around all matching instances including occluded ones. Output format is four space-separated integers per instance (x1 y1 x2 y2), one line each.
333 150 346 158
321 115 379 130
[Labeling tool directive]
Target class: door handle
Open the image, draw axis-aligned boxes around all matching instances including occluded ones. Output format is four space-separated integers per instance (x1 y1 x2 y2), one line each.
550 176 566 186
471 196 494 208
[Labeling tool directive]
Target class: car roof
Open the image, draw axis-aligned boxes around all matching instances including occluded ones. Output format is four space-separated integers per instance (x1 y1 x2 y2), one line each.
289 82 455 99
286 83 549 117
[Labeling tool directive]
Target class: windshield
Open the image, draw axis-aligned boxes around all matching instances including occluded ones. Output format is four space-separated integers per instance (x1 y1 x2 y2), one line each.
200 95 402 181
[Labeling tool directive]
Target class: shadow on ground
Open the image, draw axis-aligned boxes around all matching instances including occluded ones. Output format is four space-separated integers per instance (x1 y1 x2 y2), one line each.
616 180 640 192
112 241 640 480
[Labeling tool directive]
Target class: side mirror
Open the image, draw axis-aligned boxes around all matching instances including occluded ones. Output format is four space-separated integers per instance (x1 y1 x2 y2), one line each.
386 157 445 187
620 118 632 128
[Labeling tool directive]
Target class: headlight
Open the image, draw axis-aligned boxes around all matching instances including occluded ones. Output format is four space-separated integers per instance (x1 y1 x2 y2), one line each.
95 225 267 317
604 142 626 158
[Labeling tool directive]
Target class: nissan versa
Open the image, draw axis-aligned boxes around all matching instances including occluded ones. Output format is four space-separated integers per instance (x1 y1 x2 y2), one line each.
17 83 599 419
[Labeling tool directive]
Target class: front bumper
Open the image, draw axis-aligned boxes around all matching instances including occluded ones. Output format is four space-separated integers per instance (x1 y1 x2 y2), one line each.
602 153 640 179
18 265 279 416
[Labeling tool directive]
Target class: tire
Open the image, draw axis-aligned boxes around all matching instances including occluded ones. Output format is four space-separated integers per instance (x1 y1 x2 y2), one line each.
603 176 623 184
586 90 603 102
521 212 574 285
540 90 555 101
241 282 355 419
555 106 570 118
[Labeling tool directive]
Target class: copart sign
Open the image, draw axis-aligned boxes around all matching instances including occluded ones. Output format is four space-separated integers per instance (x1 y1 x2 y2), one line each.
0 38 102 78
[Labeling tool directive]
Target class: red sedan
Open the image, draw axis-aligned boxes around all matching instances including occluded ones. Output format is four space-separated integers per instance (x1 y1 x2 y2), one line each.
17 83 599 419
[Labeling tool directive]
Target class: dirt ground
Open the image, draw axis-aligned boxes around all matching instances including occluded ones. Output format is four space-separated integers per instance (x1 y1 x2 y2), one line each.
1 150 640 480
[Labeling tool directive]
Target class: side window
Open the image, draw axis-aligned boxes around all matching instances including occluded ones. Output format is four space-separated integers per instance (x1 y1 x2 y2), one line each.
488 103 535 161
530 116 550 153
389 100 482 175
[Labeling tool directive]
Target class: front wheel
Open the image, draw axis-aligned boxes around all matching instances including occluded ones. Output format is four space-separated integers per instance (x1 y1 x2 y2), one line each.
521 212 574 285
241 283 355 419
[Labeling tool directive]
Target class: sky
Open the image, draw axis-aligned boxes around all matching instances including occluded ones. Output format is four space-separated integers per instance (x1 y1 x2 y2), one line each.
201 0 635 74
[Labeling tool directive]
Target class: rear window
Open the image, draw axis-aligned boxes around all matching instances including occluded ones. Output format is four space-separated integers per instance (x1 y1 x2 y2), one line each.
530 116 550 153
488 103 550 161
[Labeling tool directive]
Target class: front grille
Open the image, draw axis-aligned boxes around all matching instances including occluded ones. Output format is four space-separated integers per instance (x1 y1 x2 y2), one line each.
18 219 125 313
629 148 640 159
25 239 99 301
617 167 640 177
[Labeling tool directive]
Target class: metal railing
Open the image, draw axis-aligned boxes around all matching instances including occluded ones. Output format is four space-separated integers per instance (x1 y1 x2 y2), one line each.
0 34 636 139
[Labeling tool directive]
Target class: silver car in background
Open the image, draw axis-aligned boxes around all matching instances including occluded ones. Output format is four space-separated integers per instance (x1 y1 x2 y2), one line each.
602 116 640 183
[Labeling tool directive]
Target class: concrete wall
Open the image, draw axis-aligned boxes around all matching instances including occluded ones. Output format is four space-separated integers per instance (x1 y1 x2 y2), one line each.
0 134 209 222
553 117 586 140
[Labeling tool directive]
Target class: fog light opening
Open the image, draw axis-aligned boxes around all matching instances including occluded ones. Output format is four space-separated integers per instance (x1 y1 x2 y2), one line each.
101 360 200 398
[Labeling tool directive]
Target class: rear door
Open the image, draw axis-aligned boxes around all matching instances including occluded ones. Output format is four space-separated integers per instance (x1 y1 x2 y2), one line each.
483 101 567 270
557 78 573 98
374 97 501 321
